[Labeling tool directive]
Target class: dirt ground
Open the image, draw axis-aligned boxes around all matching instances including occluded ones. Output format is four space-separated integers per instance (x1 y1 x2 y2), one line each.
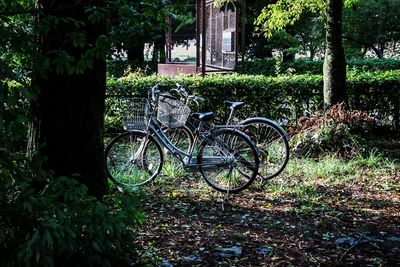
136 169 400 267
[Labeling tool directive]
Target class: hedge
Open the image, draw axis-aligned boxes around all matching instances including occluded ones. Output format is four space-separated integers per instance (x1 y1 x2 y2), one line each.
243 58 400 76
106 70 400 130
107 58 400 78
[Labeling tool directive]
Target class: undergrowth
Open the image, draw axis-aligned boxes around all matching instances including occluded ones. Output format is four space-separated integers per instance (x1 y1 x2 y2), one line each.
289 103 376 158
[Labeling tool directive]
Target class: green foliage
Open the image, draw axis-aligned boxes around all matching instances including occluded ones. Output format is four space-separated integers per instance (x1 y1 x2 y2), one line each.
0 85 144 265
108 0 191 61
343 0 400 58
0 79 143 266
1 76 143 267
255 0 357 36
105 70 400 134
105 72 322 133
255 0 325 38
0 176 144 267
243 58 400 76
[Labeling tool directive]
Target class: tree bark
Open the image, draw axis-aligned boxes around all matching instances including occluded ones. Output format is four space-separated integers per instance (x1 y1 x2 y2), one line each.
282 50 295 62
152 37 166 63
323 0 346 108
127 41 145 64
29 0 107 198
370 45 383 59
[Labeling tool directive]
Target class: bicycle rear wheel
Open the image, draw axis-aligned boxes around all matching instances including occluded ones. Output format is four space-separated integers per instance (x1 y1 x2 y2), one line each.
241 118 289 181
197 128 259 193
105 131 164 187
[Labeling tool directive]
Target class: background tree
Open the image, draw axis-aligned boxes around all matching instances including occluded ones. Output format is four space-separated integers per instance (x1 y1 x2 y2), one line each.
109 0 191 66
256 0 348 107
343 0 400 59
323 0 346 106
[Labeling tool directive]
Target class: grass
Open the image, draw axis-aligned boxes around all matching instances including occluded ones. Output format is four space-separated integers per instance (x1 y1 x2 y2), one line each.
133 149 400 266
257 151 398 214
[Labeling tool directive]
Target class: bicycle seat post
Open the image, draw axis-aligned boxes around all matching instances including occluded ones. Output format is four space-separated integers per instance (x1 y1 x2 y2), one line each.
224 101 245 125
226 107 236 125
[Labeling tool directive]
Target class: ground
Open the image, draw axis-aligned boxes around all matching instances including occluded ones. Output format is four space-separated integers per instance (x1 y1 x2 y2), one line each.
135 156 400 266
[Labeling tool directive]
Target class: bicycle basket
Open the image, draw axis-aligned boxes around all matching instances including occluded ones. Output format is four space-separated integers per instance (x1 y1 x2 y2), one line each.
120 98 150 130
157 96 191 128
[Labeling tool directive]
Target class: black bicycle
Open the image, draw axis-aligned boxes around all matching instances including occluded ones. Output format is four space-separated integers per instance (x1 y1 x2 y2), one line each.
169 84 290 182
105 84 260 193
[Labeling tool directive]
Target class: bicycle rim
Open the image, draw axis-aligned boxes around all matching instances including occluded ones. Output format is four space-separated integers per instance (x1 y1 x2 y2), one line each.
105 131 163 187
198 129 259 193
241 119 289 180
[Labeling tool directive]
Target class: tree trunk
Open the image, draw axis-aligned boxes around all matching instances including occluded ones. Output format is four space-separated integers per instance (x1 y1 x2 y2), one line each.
309 48 315 61
282 50 295 62
370 45 383 59
127 41 145 64
323 0 346 108
29 0 107 198
152 38 166 63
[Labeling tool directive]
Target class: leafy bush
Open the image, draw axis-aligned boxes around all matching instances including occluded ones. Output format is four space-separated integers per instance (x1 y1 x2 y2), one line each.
289 104 375 158
105 70 400 134
1 81 144 267
243 58 400 76
1 177 144 267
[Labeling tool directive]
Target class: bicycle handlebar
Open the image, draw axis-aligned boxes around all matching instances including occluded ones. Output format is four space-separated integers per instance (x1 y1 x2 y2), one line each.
173 83 205 106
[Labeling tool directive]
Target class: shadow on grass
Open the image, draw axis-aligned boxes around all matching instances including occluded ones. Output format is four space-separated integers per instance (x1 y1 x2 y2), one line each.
136 178 400 266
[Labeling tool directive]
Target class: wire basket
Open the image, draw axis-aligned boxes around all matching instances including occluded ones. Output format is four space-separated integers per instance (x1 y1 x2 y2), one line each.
120 98 150 130
157 96 191 128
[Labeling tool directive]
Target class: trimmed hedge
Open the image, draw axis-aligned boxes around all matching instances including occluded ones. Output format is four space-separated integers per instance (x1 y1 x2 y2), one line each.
106 58 400 78
243 58 400 76
106 70 400 129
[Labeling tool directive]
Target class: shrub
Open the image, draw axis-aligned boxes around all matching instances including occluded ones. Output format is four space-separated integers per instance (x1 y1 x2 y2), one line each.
1 80 144 267
1 176 144 267
243 58 400 76
288 104 375 158
105 70 400 133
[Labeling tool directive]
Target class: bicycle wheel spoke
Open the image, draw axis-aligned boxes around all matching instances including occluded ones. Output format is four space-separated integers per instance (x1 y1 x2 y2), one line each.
105 131 163 187
243 120 289 180
198 129 259 193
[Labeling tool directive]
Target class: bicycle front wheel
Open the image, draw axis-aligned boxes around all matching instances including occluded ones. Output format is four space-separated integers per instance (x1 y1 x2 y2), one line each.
241 118 289 181
105 131 164 187
197 128 259 193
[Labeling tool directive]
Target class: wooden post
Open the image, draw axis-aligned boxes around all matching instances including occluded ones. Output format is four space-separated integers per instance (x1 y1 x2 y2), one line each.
196 0 201 69
166 15 172 62
201 0 206 76
241 0 246 73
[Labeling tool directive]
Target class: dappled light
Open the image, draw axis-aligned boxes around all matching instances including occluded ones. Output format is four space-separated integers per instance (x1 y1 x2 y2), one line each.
1 0 400 266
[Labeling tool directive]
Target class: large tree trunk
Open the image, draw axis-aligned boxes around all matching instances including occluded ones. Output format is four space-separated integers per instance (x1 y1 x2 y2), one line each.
323 0 346 108
29 0 107 198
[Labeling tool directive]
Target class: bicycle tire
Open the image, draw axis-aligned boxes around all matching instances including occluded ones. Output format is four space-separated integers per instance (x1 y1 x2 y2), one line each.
240 117 289 181
105 131 164 187
197 128 259 193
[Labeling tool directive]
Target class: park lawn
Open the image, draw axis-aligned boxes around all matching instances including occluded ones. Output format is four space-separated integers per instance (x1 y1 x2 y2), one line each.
135 154 400 266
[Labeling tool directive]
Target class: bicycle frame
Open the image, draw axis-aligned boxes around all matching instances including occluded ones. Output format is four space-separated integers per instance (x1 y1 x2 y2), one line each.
145 111 235 170
130 85 250 171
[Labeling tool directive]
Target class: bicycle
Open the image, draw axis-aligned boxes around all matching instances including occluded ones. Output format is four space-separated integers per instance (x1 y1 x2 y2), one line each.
105 84 260 193
170 84 290 182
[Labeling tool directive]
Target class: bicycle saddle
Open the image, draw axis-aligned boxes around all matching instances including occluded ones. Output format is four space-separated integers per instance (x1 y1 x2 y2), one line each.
224 101 245 111
191 112 214 122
